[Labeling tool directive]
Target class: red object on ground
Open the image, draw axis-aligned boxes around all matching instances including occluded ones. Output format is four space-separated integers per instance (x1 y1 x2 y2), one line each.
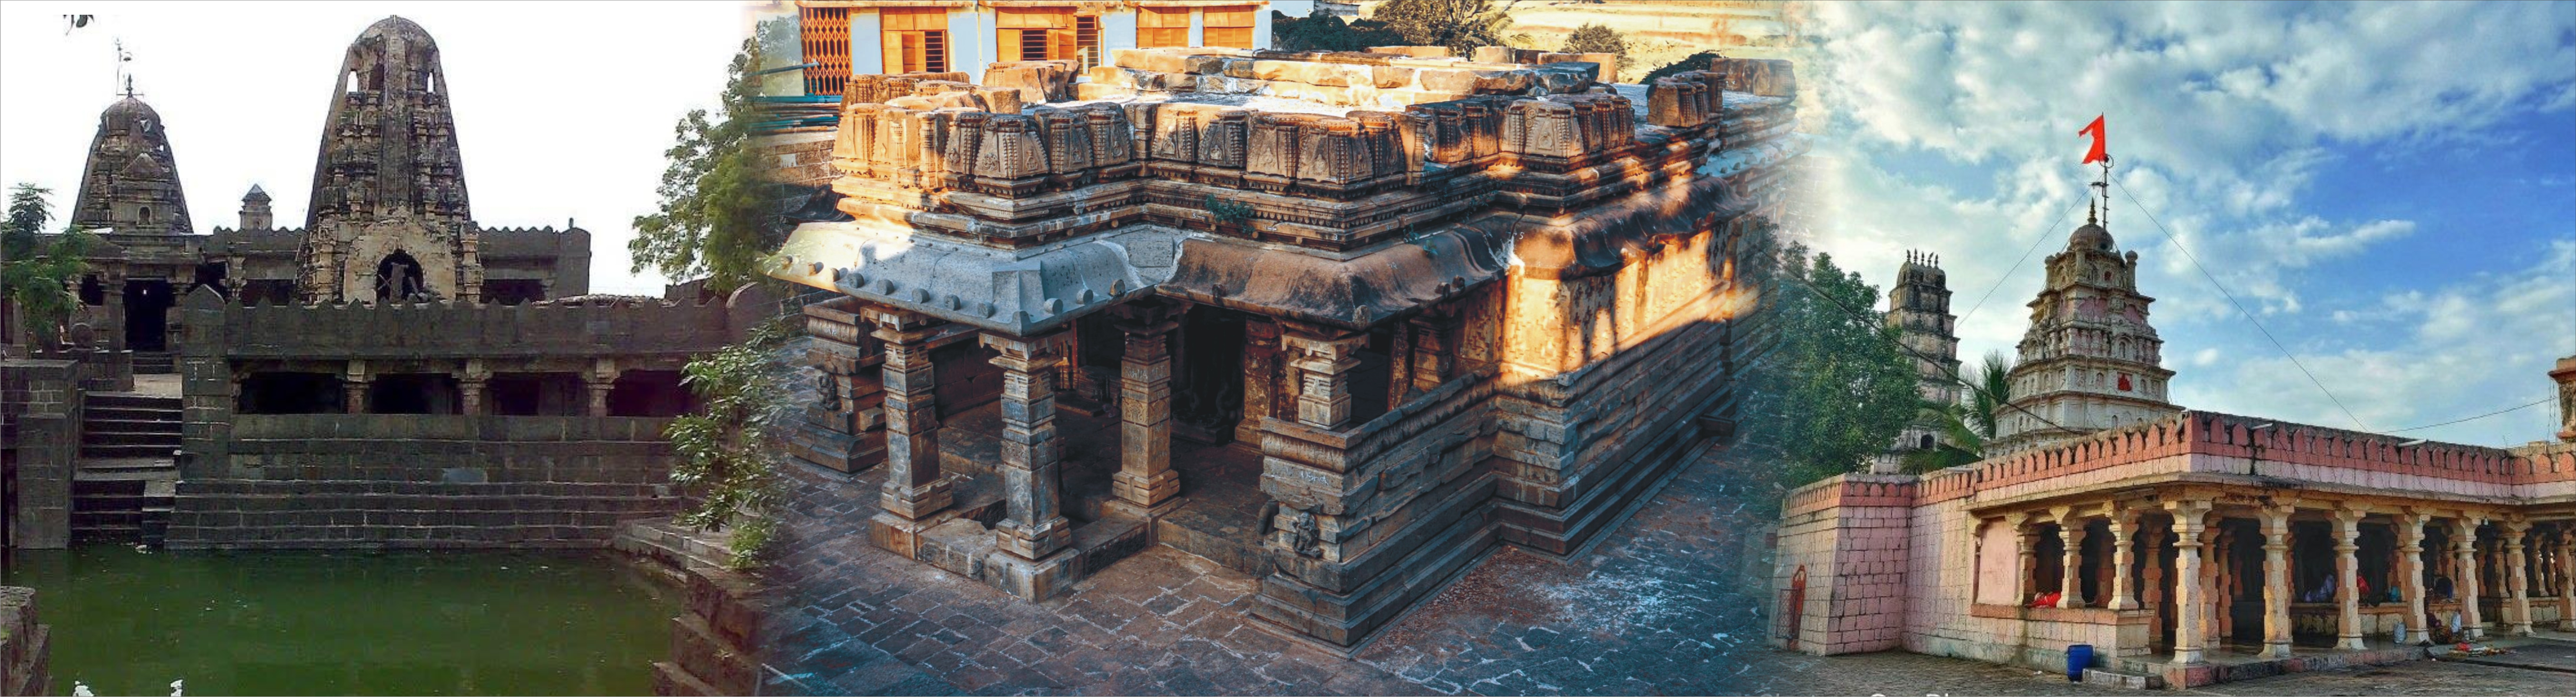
2079 116 2108 164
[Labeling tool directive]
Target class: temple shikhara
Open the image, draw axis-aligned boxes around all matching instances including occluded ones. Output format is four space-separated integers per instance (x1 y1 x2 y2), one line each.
1775 194 2576 688
764 41 1804 647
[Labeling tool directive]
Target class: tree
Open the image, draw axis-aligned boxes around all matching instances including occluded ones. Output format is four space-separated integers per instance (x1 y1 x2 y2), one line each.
1899 350 2012 473
1559 23 1635 75
1371 0 1514 55
665 319 796 570
1763 244 1921 487
1642 50 1722 84
1271 10 1404 52
629 38 774 295
1 184 96 346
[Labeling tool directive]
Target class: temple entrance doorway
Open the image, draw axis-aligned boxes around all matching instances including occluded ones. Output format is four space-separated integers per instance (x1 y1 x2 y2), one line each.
2222 519 2268 647
1171 305 1245 445
375 251 426 301
122 278 174 351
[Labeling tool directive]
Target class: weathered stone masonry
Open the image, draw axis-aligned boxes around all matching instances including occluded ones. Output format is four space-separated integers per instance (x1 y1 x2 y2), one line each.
771 45 1804 647
165 286 773 549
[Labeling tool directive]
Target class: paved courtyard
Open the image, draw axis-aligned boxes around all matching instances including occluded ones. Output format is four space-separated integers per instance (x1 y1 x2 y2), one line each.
757 431 1797 696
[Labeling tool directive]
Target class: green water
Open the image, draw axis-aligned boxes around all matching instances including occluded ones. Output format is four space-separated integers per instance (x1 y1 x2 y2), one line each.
1 546 679 696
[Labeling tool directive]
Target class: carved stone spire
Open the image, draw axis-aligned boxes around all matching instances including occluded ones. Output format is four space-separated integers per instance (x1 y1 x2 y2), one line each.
71 95 192 234
298 16 482 302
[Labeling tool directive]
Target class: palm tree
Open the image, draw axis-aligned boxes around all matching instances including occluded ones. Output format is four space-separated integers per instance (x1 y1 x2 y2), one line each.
1903 351 2012 472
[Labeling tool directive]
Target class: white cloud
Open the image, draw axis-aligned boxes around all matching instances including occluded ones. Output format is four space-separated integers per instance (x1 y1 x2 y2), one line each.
0 1 751 295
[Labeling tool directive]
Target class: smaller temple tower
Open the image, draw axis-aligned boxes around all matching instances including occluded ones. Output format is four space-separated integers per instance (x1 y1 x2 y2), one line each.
2552 355 2576 443
237 185 273 231
1877 250 1962 471
1991 200 2180 453
71 88 193 235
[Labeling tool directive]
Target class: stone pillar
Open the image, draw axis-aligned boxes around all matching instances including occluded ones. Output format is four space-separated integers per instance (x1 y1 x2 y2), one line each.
1110 303 1180 509
2143 524 2170 640
2557 529 2575 631
1283 322 1367 430
2056 506 2088 608
1235 319 1282 444
2454 516 2487 639
2333 507 2366 650
2108 507 2139 611
2017 514 2044 603
2398 511 2430 645
2203 525 2226 649
872 310 952 523
343 359 370 413
586 359 619 416
984 333 1072 560
2259 505 2294 658
2168 499 2213 663
2504 519 2533 636
458 358 490 415
1408 310 1456 395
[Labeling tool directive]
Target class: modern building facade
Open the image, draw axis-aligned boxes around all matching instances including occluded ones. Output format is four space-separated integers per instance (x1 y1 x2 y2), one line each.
790 0 1277 97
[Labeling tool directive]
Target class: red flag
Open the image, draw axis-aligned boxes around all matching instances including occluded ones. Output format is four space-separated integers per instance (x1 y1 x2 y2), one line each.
2079 115 2108 164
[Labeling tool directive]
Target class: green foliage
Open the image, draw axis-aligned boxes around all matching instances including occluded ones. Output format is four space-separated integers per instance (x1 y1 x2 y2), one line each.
1559 23 1636 73
1270 10 1404 52
1205 194 1256 227
630 38 774 296
1642 50 1723 84
1964 350 2014 440
666 318 797 569
1765 244 1922 487
1370 0 1514 55
1 184 96 345
1899 351 2014 473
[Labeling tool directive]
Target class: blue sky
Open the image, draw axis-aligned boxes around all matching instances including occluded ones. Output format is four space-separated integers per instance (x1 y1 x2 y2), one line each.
1802 1 2576 446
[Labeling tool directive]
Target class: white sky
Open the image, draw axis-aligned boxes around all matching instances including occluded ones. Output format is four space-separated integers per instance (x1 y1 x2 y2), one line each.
0 1 752 295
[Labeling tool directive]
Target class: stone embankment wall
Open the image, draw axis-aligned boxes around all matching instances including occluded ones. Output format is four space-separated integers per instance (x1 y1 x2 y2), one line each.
167 286 779 549
0 360 80 549
0 587 49 697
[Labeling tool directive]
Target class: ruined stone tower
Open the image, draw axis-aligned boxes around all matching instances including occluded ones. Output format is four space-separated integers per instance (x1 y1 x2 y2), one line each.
238 185 273 231
1991 202 2179 453
72 94 192 234
298 15 481 303
1877 250 1962 471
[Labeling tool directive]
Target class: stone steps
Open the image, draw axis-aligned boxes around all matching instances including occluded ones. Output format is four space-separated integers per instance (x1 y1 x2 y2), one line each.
131 351 176 374
73 390 184 545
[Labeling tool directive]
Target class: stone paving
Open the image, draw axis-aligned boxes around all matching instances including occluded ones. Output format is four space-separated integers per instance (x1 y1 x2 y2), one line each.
758 426 1793 695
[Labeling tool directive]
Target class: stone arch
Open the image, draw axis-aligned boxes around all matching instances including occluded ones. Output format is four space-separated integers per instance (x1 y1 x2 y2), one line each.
376 250 426 301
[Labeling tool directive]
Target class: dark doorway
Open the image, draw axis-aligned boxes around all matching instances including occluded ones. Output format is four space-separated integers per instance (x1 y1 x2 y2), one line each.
1173 306 1246 444
192 262 229 298
369 374 461 414
481 279 548 305
487 372 585 415
237 372 345 414
376 251 427 301
123 278 175 351
606 370 694 417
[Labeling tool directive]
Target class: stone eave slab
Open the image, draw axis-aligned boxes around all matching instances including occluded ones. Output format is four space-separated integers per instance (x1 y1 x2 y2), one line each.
768 220 1180 336
1157 223 1509 330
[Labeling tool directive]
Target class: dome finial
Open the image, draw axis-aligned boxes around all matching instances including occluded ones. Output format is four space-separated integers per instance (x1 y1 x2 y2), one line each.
2087 196 2098 226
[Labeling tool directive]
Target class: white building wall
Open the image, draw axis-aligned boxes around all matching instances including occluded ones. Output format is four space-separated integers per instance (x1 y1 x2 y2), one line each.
850 9 885 75
1103 9 1139 54
1188 8 1205 46
953 7 996 83
1253 5 1274 49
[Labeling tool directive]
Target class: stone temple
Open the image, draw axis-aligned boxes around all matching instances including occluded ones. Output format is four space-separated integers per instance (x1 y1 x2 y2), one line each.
3 17 764 551
1772 209 2576 689
764 46 1805 647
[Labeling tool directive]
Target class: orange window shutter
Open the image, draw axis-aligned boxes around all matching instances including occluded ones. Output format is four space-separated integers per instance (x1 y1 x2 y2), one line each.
999 27 1023 64
1049 28 1077 61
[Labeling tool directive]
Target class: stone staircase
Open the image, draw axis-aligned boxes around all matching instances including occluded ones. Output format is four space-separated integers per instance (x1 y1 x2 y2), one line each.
131 351 176 375
71 393 182 545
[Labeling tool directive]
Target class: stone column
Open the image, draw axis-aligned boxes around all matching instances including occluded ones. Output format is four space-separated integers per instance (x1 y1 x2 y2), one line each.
2017 513 2045 603
2557 529 2575 631
458 358 490 415
985 333 1072 560
1235 319 1282 444
343 359 370 414
2454 516 2487 639
2259 505 2294 658
2108 507 2140 610
1110 302 1180 509
1283 322 1367 430
2056 506 2088 608
2398 511 2430 645
2333 507 2366 650
586 359 619 416
1408 310 1457 395
2168 499 2214 664
872 310 952 522
2504 519 2533 636
2203 525 2227 649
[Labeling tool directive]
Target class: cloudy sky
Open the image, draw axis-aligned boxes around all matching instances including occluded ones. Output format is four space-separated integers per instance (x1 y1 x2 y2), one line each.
1801 1 2576 446
0 1 749 295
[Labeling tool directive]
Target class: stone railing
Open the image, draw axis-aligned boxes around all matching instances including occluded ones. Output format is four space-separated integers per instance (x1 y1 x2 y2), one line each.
182 285 768 360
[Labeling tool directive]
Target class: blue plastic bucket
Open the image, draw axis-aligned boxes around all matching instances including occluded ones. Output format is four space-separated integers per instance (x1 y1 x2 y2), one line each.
2067 644 2094 681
